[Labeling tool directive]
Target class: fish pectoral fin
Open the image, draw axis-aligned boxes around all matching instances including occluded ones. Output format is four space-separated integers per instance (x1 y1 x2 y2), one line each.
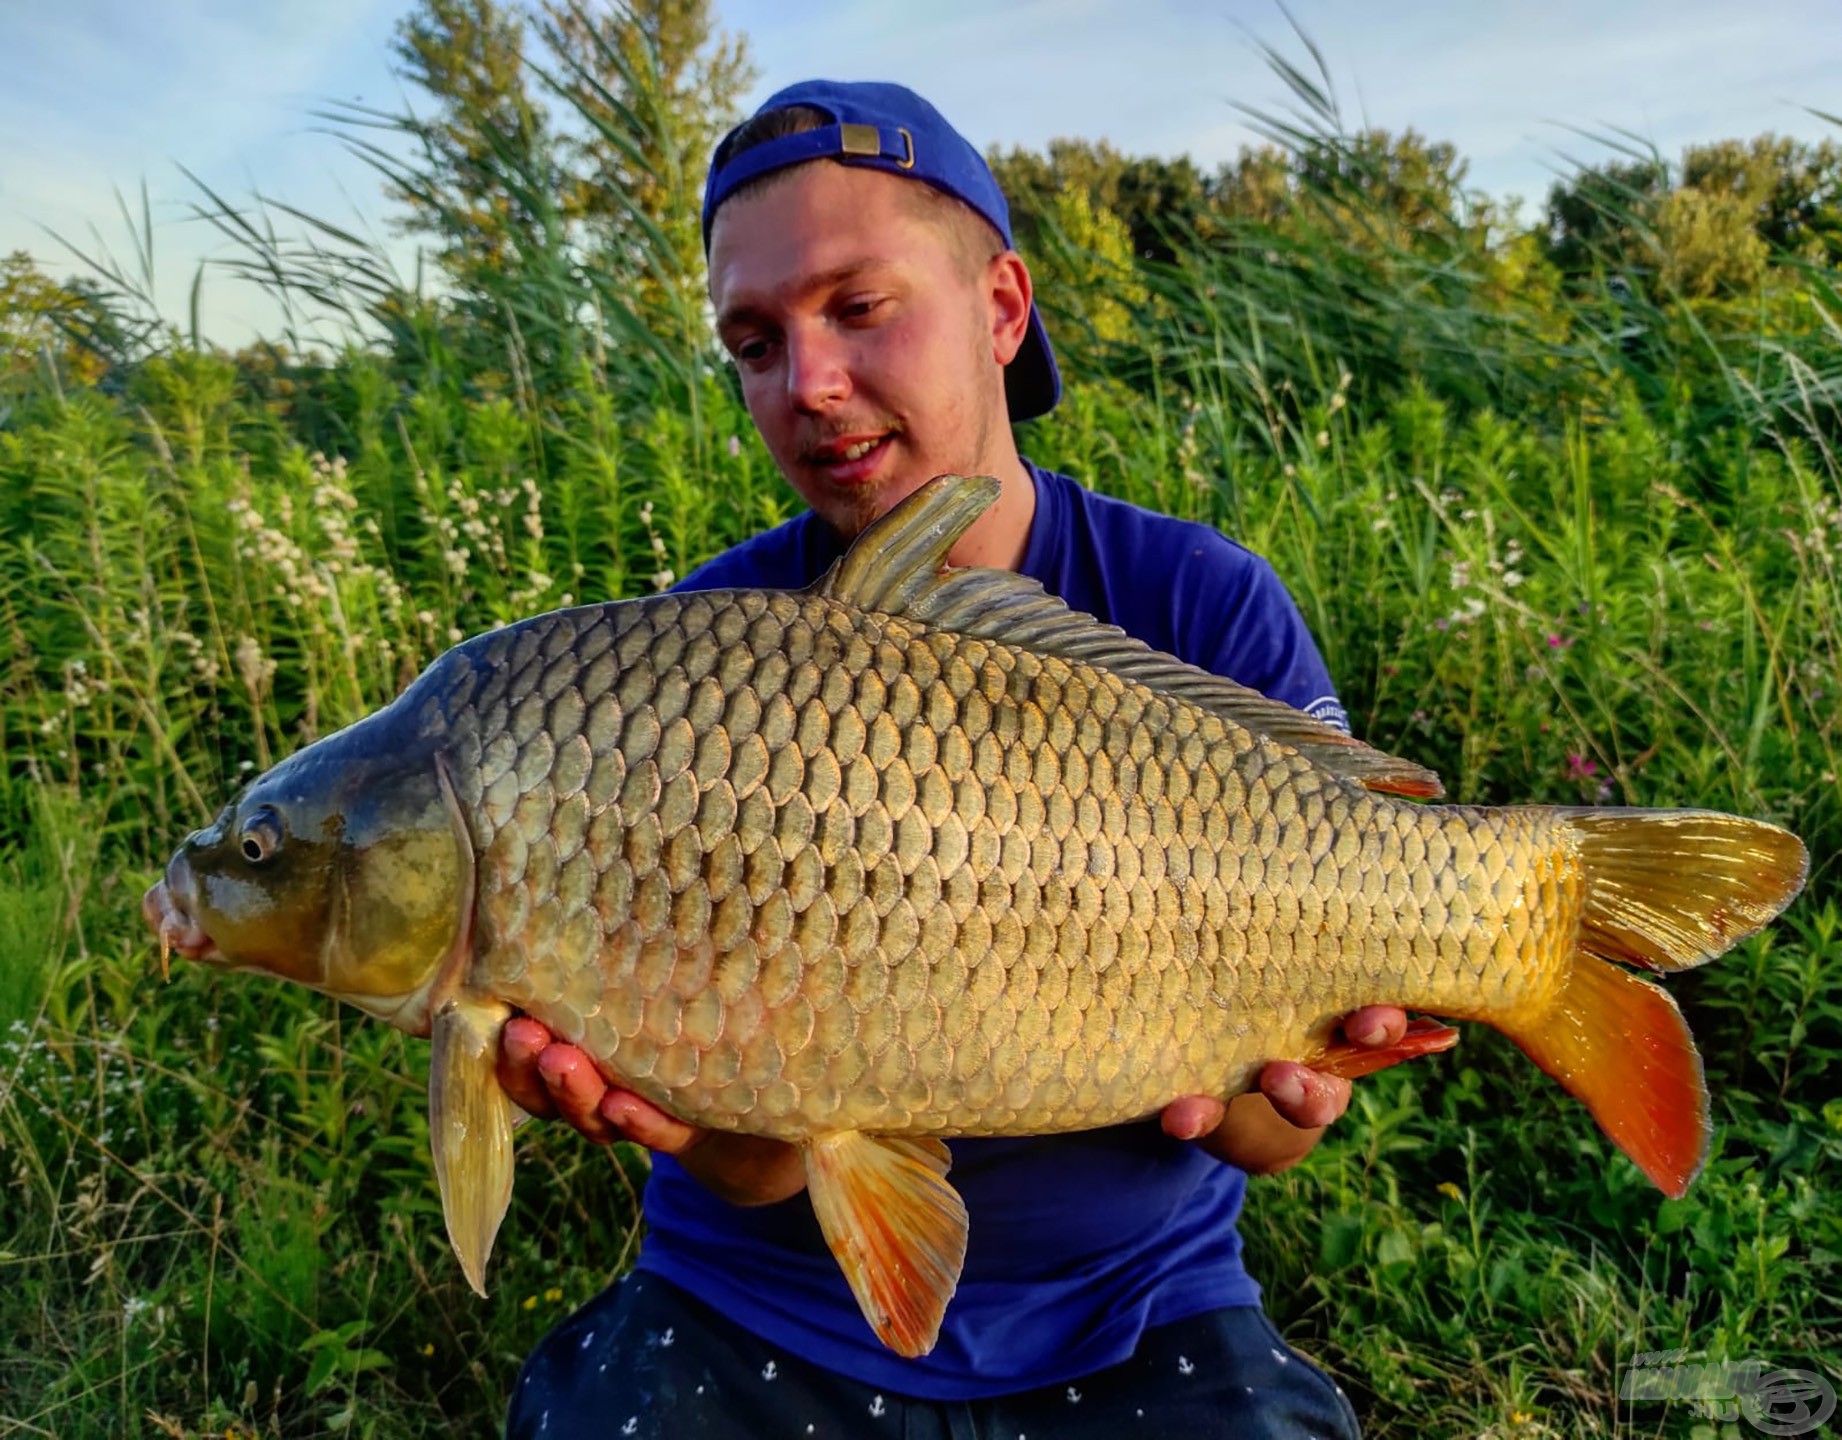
803 1132 968 1359
429 997 517 1296
1304 1016 1460 1080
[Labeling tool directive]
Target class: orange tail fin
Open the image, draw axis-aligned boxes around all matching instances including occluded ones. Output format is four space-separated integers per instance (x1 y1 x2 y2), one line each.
1500 954 1708 1196
1499 808 1806 1197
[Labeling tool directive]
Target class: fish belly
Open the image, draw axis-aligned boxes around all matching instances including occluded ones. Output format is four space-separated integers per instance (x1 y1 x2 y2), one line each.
445 591 1583 1143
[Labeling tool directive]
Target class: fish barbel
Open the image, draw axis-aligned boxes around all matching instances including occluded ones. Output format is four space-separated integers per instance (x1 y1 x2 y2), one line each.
142 475 1807 1356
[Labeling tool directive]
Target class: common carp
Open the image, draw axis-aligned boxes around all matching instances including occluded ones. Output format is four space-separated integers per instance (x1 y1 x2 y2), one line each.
142 474 1807 1357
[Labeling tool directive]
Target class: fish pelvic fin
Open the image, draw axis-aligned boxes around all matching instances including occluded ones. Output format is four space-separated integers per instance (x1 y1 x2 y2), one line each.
804 1132 968 1359
1564 808 1808 971
430 996 517 1296
1500 954 1708 1197
814 474 1443 799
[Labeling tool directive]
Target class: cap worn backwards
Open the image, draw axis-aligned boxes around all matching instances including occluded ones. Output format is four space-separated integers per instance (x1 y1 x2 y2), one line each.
702 79 1061 423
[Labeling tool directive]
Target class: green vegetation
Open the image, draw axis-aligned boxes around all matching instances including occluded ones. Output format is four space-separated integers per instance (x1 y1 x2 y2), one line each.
2 7 1838 1436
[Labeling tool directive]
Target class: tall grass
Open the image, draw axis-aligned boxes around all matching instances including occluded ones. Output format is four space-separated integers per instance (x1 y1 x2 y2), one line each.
2 46 1838 1440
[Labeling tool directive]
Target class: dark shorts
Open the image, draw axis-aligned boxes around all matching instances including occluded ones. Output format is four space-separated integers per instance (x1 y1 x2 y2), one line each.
507 1272 1361 1440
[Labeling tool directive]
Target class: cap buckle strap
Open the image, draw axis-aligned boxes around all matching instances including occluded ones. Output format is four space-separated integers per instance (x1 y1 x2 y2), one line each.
838 123 915 170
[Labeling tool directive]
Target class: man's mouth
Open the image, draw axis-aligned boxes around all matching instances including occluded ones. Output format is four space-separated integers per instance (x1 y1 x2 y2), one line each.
806 431 895 484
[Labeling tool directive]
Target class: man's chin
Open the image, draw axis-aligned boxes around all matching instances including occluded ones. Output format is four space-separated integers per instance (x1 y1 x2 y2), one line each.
799 463 933 538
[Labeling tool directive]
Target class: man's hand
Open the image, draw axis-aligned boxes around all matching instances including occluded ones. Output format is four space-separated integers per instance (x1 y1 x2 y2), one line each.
496 1017 808 1207
1159 1006 1410 1175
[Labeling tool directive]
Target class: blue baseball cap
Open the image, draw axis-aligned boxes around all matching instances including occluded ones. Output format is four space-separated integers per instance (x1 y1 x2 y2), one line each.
702 79 1062 423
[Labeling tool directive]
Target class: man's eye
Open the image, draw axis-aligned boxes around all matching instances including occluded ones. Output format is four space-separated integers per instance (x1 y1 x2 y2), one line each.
733 337 773 365
841 297 886 322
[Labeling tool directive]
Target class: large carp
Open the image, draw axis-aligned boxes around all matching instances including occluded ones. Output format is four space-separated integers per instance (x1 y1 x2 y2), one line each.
143 474 1806 1357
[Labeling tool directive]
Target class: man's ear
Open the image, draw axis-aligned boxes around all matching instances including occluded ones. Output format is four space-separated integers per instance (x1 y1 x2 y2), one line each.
987 251 1033 367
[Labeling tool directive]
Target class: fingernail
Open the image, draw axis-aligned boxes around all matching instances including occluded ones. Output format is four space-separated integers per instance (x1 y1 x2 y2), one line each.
1268 1072 1306 1111
1350 1019 1387 1046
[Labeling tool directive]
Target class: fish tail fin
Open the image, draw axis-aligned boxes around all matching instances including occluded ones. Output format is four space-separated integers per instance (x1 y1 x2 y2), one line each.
1499 954 1708 1196
1564 808 1807 971
1498 808 1806 1196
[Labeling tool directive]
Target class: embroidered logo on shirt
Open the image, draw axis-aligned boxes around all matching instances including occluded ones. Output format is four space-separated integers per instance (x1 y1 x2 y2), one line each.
1303 695 1351 733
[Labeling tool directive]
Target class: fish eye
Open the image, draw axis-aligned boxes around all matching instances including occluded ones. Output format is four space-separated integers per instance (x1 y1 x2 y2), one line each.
239 804 284 864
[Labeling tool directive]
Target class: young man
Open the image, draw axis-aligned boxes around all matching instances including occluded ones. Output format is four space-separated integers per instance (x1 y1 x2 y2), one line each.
500 81 1404 1439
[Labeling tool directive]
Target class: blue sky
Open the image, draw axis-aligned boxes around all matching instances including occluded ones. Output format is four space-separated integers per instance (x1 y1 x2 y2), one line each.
4 0 1839 345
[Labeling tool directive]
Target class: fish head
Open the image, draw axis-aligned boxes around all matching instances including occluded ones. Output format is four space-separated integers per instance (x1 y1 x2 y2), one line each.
142 716 475 1034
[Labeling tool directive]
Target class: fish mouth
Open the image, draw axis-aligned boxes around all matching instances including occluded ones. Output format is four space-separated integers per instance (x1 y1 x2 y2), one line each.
141 854 220 976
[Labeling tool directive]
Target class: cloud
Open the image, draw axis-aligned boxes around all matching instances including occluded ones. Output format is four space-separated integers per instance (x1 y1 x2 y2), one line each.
8 0 1839 346
0 0 414 338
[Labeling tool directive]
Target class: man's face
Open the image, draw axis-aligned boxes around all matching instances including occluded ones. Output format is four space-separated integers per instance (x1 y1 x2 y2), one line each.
709 163 1026 539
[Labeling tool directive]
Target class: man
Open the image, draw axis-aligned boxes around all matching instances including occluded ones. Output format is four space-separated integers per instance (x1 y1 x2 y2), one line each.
501 81 1404 1439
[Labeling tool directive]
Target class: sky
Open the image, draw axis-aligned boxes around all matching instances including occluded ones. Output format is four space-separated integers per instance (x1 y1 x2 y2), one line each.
3 0 1839 346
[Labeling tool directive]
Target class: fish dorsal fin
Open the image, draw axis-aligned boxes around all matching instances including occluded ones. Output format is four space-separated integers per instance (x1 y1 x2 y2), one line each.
817 474 1443 799
816 473 1005 614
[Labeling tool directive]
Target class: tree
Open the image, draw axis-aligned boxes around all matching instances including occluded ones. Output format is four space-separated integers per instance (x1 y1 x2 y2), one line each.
1028 188 1148 349
1287 129 1484 249
1544 136 1842 299
989 140 1211 266
1655 186 1769 299
387 0 568 306
536 0 755 351
0 252 117 391
1543 156 1671 278
1681 135 1842 262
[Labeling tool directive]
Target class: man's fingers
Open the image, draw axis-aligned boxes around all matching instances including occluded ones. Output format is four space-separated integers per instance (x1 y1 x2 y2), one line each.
1260 1061 1351 1129
497 1016 559 1118
1343 1005 1408 1048
537 1045 618 1144
1160 1094 1227 1143
600 1090 704 1156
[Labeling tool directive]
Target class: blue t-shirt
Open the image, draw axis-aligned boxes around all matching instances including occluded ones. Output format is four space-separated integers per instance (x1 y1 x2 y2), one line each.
635 461 1345 1400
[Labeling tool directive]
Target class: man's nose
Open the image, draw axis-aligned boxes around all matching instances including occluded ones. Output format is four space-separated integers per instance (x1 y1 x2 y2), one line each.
784 327 851 414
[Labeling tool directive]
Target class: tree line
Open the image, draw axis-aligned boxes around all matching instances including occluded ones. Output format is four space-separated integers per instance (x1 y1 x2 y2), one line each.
5 0 1840 424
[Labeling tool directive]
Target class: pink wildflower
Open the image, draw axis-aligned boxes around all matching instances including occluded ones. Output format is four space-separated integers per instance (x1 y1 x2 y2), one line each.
1565 753 1597 781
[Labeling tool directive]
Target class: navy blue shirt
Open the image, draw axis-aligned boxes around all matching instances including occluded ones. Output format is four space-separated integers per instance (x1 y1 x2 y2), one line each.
635 461 1346 1399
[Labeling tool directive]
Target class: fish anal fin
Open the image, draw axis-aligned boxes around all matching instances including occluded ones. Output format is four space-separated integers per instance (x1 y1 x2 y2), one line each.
430 997 517 1295
804 1132 968 1358
1305 1016 1460 1080
1501 953 1708 1197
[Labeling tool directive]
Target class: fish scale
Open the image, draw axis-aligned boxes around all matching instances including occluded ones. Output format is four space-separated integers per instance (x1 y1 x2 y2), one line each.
147 474 1807 1358
450 583 1569 1142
